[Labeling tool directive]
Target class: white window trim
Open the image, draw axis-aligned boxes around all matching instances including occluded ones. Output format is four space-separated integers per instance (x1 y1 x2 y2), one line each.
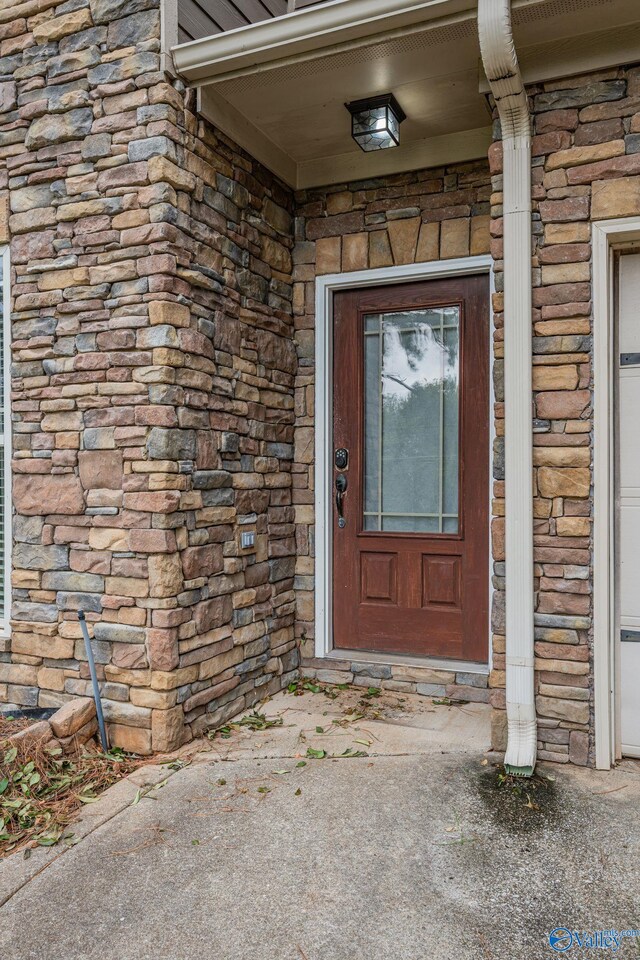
593 217 640 769
313 254 494 672
0 245 11 639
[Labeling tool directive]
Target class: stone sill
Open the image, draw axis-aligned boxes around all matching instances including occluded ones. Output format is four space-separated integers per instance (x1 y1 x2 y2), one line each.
323 648 490 675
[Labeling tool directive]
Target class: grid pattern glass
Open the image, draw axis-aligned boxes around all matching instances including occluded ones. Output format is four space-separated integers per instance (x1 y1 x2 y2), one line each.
351 105 399 151
363 307 460 534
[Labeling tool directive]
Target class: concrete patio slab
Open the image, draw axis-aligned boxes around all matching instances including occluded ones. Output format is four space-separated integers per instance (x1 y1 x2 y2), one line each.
1 688 639 960
207 686 492 761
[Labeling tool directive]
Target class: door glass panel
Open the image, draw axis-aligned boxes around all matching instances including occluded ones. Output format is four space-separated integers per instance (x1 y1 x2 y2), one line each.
363 307 460 534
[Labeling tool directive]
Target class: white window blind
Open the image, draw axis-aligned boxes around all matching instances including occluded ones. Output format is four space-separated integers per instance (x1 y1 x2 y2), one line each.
0 248 9 633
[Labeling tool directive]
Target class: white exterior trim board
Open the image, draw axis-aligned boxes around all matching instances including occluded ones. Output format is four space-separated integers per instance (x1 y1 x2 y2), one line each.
1 246 11 640
172 0 476 84
314 255 493 666
592 216 640 770
160 0 179 75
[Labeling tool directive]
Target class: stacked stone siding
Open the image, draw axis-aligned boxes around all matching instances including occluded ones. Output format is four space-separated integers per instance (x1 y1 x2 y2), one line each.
292 163 494 702
0 0 298 752
489 65 640 766
1 0 636 765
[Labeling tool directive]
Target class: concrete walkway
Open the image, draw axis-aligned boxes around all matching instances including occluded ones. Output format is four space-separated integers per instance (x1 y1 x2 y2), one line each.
1 686 640 960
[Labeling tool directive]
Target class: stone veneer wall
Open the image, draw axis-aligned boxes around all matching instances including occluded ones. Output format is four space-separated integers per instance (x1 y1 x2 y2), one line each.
292 162 496 703
489 64 640 766
3 0 637 765
0 0 298 753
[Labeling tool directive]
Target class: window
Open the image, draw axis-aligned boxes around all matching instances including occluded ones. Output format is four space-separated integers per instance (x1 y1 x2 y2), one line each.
0 247 10 635
363 307 460 534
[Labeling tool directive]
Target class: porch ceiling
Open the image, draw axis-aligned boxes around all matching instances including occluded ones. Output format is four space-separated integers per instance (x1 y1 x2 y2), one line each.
172 0 640 189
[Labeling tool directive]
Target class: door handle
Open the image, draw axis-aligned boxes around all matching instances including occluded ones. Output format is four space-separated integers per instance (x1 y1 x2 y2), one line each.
335 473 348 528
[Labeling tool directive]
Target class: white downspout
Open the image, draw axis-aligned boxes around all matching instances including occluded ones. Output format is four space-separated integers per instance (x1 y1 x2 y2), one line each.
478 0 536 775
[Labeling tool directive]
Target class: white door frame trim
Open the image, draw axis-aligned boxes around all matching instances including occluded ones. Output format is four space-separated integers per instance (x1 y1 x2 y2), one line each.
313 254 493 661
0 245 11 640
593 216 640 769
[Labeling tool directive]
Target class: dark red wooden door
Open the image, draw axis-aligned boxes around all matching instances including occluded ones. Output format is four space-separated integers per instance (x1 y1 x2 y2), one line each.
332 276 489 661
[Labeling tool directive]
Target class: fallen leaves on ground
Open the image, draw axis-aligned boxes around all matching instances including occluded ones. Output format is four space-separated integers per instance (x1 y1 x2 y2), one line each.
286 678 351 700
494 764 556 811
305 746 368 760
207 711 284 741
0 714 33 740
0 738 141 858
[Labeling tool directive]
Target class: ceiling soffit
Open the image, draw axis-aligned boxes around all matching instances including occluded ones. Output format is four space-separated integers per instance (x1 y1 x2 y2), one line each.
189 0 639 187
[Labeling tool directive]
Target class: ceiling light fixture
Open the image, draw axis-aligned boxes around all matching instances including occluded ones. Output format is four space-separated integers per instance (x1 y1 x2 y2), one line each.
346 94 406 152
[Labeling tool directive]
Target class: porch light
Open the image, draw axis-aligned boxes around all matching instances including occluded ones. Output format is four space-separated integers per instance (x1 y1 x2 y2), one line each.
346 94 406 152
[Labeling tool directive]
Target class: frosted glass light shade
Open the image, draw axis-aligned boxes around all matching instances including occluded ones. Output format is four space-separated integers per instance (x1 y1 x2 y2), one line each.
346 94 406 152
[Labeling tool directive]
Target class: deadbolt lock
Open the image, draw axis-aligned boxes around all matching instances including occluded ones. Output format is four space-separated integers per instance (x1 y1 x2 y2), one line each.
335 448 349 470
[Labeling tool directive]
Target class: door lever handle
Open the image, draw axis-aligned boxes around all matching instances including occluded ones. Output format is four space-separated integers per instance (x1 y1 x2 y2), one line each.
335 473 348 528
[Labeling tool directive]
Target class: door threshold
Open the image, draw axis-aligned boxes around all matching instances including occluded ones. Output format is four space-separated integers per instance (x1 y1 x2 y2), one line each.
325 648 489 675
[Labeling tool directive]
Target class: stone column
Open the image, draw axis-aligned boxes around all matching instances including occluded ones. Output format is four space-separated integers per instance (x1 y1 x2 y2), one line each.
0 0 299 752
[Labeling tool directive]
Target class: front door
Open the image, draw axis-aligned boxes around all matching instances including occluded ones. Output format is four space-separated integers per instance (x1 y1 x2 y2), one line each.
332 276 489 661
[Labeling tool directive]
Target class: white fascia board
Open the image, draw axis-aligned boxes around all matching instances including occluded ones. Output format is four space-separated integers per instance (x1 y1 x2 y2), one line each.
478 21 640 92
172 0 476 84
